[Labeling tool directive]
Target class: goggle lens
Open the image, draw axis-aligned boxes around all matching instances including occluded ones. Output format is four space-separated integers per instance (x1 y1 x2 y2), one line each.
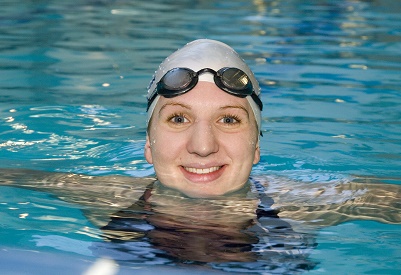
220 68 250 91
162 68 194 91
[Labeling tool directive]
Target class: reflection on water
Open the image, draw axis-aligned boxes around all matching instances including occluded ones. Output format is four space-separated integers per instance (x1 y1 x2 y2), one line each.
2 169 401 273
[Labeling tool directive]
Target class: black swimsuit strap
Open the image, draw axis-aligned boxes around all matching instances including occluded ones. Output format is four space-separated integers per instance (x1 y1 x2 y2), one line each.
250 177 281 219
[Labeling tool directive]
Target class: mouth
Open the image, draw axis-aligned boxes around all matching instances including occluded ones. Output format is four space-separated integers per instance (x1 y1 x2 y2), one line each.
180 165 225 183
183 166 222 174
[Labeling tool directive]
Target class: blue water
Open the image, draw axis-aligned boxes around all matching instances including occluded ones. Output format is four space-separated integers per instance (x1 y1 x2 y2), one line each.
1 0 401 274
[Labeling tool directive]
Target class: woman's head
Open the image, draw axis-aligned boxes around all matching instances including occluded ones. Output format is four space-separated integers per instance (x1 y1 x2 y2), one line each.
144 39 262 198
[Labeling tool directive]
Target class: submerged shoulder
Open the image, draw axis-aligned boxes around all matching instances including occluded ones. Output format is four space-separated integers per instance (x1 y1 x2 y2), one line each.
0 168 155 208
0 168 156 227
250 174 401 228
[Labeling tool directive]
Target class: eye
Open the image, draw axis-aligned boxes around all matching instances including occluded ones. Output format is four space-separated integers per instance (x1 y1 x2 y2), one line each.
219 115 241 124
168 113 189 124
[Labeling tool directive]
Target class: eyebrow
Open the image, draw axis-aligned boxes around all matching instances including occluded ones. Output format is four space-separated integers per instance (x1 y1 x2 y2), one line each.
219 105 250 118
158 102 191 115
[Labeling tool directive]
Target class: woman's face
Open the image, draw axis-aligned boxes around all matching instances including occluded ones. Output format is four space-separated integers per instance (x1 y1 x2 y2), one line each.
145 81 260 198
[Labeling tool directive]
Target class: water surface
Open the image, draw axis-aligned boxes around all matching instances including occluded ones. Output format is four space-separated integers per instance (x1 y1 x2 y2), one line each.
1 0 401 274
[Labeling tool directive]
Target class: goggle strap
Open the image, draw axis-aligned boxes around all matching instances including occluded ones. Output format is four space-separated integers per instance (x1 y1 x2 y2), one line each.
251 93 263 111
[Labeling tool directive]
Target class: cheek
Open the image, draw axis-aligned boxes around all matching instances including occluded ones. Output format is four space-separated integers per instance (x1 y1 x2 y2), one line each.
237 133 259 163
149 132 185 164
238 131 258 150
221 137 255 166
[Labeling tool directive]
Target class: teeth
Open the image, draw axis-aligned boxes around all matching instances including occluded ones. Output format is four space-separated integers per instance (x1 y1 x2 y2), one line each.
184 166 221 174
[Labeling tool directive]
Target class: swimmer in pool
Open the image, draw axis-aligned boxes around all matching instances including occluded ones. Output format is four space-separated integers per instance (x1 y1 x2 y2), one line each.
98 40 318 268
1 39 401 270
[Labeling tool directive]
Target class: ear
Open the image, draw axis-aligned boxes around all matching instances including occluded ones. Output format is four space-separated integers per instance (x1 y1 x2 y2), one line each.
253 145 260 165
144 135 153 164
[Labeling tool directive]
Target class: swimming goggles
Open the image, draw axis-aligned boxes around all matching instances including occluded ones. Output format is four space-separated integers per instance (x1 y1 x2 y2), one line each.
147 67 263 111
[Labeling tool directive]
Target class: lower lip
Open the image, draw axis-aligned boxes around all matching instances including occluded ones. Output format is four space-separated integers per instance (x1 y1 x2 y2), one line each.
180 165 226 183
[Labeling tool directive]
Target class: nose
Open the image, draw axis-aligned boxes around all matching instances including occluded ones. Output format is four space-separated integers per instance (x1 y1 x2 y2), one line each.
186 120 219 157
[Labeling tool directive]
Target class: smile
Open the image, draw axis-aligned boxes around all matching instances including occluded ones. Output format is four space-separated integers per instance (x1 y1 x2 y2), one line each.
183 166 222 174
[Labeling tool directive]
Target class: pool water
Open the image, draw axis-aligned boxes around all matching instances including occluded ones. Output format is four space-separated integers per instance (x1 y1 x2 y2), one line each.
1 0 401 274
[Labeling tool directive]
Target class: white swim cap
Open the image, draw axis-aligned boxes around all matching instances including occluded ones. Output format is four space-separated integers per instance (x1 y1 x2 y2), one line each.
147 39 262 134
